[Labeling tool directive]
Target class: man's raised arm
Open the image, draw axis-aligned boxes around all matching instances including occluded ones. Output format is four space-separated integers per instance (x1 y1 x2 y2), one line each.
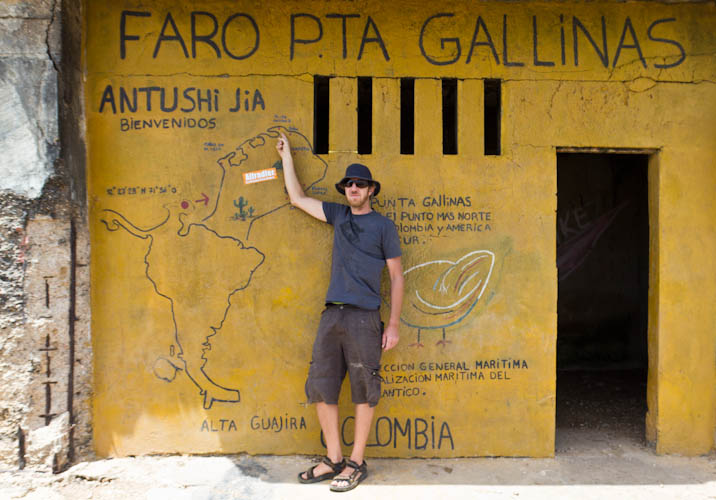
275 131 326 222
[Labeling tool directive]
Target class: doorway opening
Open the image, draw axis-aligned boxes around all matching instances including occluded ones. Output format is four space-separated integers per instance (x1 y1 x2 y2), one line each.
556 152 649 453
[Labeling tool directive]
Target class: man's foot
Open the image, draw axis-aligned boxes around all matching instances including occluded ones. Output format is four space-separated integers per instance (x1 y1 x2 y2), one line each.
298 456 345 484
330 459 368 492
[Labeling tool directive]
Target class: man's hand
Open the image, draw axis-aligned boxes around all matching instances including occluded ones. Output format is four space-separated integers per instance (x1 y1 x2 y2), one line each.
275 131 292 158
382 323 400 351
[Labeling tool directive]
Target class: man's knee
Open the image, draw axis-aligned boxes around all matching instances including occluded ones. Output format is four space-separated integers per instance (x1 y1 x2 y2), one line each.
305 374 342 405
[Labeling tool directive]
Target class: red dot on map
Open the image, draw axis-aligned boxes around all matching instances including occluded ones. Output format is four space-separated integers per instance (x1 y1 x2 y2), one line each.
181 201 189 209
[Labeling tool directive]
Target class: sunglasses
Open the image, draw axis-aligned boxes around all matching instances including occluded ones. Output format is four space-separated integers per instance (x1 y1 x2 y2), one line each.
342 179 371 189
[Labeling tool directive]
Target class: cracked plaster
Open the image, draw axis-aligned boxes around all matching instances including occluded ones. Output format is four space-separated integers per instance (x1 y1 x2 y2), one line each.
0 0 59 200
0 0 54 19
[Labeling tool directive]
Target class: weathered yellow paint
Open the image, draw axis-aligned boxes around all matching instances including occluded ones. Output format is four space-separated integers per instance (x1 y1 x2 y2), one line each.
459 79 484 158
645 153 661 446
86 0 716 457
373 79 400 155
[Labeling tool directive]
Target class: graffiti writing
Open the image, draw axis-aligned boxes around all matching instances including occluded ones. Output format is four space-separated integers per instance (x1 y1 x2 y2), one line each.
321 415 454 450
228 88 266 113
372 196 493 245
383 359 529 384
381 386 424 398
378 358 530 398
97 85 266 132
98 86 265 114
120 10 259 60
419 14 684 69
558 203 592 243
105 184 177 196
200 419 238 432
557 201 628 281
117 9 686 70
120 117 216 131
99 86 219 114
290 13 390 61
250 414 308 432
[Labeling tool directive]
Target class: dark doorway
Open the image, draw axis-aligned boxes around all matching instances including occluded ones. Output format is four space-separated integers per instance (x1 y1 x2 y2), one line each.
556 153 649 452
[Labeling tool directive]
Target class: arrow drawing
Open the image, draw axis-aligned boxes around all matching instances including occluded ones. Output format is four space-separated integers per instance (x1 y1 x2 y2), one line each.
195 193 210 206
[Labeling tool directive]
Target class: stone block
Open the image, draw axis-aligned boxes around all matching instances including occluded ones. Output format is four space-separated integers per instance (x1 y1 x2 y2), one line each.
0 0 53 18
0 58 58 198
0 197 31 470
0 18 49 58
24 411 69 471
23 217 71 435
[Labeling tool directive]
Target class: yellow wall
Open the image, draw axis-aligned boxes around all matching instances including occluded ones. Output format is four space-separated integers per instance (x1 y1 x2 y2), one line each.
85 0 716 456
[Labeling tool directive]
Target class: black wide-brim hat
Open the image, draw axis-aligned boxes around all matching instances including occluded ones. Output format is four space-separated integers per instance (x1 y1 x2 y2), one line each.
335 163 381 196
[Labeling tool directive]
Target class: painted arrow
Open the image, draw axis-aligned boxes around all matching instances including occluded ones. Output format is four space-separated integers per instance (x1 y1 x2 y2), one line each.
195 193 210 206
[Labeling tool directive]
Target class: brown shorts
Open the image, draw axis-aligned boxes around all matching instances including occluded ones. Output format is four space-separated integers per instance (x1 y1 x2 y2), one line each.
305 304 383 407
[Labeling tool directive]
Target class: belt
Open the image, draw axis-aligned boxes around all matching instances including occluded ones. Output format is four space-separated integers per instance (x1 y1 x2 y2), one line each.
325 303 379 312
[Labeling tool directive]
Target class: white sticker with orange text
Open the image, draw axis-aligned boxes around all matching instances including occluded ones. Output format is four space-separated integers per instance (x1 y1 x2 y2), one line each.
243 168 278 185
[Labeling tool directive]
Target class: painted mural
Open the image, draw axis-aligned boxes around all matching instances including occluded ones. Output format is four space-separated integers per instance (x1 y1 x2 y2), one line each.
557 201 627 282
86 0 714 458
90 91 519 455
382 250 496 347
100 127 326 409
97 122 506 415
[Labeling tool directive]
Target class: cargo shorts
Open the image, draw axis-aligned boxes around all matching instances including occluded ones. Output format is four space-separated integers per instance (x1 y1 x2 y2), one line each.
305 304 384 407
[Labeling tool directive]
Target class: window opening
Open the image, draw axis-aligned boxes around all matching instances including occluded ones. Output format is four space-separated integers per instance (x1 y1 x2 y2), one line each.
484 79 501 155
442 78 458 155
400 78 415 155
313 75 330 154
357 77 372 154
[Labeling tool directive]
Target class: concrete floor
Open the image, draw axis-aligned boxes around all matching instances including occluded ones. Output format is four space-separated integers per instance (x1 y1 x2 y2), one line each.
2 449 715 500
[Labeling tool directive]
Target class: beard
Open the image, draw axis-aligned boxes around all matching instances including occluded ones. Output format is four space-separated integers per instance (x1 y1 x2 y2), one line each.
346 191 370 209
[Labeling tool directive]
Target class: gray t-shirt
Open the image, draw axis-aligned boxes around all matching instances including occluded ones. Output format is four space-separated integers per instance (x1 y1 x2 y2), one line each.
323 202 402 310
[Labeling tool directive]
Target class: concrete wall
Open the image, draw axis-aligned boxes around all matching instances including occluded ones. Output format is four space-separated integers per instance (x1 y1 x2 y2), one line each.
85 0 716 458
0 0 714 471
0 0 91 471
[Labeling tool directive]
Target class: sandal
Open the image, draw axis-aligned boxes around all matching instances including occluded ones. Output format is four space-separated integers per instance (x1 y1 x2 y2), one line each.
329 459 368 492
298 456 346 484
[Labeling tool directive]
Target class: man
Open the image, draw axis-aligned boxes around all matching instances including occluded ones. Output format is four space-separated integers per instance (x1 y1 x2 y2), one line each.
275 131 404 492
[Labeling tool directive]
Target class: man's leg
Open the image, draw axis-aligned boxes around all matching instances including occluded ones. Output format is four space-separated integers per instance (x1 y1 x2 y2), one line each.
318 402 343 462
349 403 374 464
301 306 347 481
331 402 374 488
300 402 342 480
332 308 382 486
